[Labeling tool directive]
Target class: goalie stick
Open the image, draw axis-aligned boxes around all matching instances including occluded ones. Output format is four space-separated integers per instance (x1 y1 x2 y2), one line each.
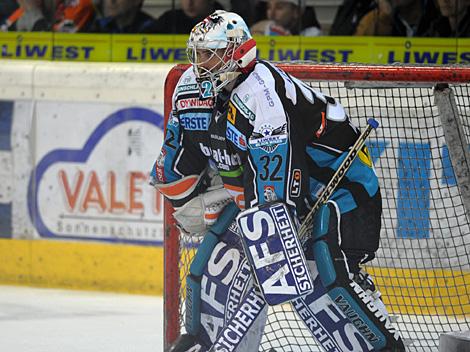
298 118 379 244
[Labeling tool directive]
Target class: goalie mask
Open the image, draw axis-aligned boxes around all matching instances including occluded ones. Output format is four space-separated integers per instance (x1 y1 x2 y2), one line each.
187 10 257 98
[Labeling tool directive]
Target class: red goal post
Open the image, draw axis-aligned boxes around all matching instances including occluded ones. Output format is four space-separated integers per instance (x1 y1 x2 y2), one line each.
163 63 470 352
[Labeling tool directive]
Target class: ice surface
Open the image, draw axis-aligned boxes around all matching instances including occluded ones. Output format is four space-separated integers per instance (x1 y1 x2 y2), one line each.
0 285 163 352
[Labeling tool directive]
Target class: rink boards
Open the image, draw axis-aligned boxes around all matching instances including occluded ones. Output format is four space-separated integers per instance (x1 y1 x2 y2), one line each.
0 61 468 318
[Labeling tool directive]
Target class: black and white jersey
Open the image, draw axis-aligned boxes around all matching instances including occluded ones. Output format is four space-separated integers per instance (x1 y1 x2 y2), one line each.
152 62 379 217
150 67 214 206
221 61 379 217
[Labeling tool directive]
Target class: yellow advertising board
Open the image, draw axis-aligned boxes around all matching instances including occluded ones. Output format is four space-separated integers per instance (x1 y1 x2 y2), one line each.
1 32 469 64
111 34 185 62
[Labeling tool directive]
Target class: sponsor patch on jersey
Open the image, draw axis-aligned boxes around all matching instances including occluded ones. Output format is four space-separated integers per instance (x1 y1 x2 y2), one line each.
155 149 166 182
226 124 247 151
227 101 237 124
176 83 198 94
232 93 255 121
199 143 242 168
249 123 288 153
177 97 213 110
180 113 211 130
252 72 275 108
290 169 301 197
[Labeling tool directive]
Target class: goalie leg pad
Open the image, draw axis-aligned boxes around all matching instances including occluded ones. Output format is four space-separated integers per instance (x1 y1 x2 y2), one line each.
208 286 268 352
190 202 240 276
312 203 337 287
185 203 241 339
186 275 202 336
291 263 375 352
209 202 240 235
237 202 314 305
190 233 219 277
311 202 405 351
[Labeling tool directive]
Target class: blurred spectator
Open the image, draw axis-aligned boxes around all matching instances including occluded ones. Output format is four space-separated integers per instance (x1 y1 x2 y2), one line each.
250 0 321 30
230 0 258 27
253 0 268 23
0 0 19 27
151 0 224 34
0 0 95 32
88 0 156 33
55 0 96 32
330 0 377 35
354 0 439 37
251 0 321 36
424 0 470 37
2 0 50 31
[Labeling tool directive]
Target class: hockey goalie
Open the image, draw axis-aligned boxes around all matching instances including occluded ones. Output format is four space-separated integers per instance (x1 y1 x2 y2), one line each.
150 10 405 352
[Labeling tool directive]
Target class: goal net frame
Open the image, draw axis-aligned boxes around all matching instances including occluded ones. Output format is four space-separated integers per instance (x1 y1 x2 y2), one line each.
163 63 470 352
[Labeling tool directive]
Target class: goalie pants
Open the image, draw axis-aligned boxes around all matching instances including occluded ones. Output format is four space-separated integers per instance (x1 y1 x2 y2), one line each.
305 190 383 274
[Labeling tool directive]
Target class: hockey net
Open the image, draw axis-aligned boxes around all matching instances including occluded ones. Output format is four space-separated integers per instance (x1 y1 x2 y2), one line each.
163 63 470 352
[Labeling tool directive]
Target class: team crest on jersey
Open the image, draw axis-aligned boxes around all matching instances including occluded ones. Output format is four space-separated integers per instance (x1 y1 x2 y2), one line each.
232 93 255 121
249 123 287 153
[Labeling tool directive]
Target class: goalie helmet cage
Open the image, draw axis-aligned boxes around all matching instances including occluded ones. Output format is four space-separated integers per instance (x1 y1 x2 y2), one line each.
163 63 470 352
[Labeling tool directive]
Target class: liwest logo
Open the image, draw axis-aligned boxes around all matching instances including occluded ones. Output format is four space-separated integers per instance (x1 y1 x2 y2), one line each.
28 107 165 244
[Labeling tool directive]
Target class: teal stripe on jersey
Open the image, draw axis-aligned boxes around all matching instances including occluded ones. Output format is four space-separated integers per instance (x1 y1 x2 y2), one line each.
306 146 379 213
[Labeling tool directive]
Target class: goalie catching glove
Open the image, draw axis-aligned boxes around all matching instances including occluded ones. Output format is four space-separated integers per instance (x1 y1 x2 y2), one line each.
173 186 232 235
152 167 233 235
